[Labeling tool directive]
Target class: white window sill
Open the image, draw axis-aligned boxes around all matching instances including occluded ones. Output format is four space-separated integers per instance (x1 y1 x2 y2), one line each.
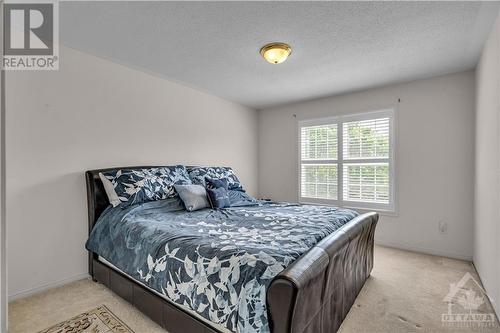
299 200 398 217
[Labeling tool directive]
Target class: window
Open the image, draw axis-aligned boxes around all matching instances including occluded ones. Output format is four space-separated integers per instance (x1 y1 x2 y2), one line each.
299 109 395 212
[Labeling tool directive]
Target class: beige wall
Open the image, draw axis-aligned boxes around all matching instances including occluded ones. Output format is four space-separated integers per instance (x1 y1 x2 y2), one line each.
5 46 258 298
259 71 475 260
474 12 500 315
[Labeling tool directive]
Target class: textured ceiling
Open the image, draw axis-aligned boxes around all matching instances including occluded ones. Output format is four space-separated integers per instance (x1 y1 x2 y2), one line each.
60 1 500 109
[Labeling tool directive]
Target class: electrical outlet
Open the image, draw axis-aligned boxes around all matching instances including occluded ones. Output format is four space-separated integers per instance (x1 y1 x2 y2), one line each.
438 220 448 234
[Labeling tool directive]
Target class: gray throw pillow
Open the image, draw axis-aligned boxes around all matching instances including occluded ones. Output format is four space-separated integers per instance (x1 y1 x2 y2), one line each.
174 184 210 212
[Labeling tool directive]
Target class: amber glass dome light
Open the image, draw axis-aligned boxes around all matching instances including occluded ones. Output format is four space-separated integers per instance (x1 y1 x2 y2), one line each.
260 42 292 64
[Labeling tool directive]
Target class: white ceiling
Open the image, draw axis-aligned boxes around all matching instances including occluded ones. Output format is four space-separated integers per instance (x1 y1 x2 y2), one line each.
60 1 500 109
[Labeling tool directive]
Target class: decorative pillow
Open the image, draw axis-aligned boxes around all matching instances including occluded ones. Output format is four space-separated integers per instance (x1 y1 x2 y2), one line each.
205 177 229 190
99 173 121 207
206 187 231 209
228 190 258 207
174 184 210 212
189 167 243 191
100 165 191 207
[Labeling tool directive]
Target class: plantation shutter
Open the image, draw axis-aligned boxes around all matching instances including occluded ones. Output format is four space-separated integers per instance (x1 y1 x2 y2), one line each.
300 124 338 200
342 117 391 204
299 110 394 211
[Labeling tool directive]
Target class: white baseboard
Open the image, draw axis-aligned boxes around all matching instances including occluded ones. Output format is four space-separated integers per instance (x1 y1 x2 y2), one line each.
375 240 472 261
8 273 90 302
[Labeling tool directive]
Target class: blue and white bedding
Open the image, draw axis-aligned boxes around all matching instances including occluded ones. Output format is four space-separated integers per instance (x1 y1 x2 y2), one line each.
85 198 358 333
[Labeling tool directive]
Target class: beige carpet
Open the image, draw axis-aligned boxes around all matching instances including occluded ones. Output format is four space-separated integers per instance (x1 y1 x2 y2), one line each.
338 246 499 333
9 245 500 333
9 279 165 333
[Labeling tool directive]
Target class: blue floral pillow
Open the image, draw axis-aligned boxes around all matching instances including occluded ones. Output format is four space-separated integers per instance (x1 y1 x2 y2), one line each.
228 190 259 207
188 167 243 191
101 165 191 207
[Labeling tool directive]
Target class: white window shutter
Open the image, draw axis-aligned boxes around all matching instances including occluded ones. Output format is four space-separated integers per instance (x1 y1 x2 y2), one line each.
299 109 395 212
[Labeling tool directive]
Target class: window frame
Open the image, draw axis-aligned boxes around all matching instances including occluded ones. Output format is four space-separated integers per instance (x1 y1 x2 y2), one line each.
298 108 396 213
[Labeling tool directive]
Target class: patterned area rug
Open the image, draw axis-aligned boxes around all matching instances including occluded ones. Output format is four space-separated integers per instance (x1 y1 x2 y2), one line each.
38 305 134 333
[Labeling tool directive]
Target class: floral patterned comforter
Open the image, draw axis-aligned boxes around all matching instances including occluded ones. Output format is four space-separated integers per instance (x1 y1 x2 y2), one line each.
86 198 358 333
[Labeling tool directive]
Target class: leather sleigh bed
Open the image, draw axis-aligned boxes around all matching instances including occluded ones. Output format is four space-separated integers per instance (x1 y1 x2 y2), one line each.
86 166 379 333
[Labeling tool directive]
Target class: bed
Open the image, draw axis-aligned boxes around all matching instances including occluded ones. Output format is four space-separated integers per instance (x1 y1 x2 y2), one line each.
85 166 378 333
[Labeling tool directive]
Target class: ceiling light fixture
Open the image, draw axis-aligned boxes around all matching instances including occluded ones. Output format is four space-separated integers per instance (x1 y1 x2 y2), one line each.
260 42 292 64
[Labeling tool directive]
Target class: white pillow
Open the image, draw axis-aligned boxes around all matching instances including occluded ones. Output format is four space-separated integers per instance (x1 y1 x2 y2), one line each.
99 172 121 207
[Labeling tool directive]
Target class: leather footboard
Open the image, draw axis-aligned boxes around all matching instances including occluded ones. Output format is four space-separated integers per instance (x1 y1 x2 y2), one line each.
266 212 378 333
